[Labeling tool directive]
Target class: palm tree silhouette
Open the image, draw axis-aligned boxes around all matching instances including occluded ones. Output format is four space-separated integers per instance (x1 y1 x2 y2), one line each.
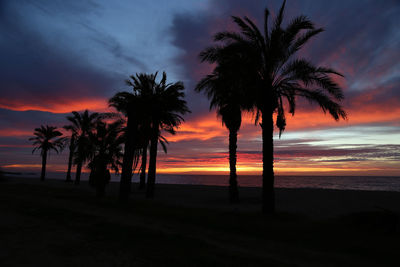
204 0 347 213
196 52 251 203
137 120 151 190
65 110 102 185
29 125 65 181
88 119 125 197
109 75 152 200
110 72 190 200
62 129 76 183
145 72 190 198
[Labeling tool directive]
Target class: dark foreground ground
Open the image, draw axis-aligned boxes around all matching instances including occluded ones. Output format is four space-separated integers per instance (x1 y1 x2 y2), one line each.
1 176 399 266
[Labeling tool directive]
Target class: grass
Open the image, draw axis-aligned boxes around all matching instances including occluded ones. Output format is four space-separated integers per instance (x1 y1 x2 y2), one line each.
0 179 399 266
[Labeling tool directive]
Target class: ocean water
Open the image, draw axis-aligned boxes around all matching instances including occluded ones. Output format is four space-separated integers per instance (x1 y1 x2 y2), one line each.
146 174 400 192
6 171 400 192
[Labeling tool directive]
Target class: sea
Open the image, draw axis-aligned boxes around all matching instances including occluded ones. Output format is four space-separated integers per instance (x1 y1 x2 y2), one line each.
4 171 400 192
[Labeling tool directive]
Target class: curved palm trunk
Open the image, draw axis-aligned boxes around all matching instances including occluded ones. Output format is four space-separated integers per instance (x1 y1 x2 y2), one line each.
40 150 47 181
228 128 239 203
261 111 275 214
139 141 148 190
119 116 135 201
65 139 74 182
146 126 158 198
75 161 82 185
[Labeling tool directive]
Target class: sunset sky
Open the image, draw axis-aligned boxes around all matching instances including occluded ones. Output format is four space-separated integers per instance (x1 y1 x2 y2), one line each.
0 0 399 176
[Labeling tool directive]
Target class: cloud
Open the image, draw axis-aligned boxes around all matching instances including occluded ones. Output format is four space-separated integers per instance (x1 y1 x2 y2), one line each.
0 0 143 113
155 140 400 174
169 0 400 126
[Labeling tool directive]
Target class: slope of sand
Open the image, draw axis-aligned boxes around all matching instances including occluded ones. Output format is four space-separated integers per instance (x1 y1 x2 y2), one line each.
5 176 400 218
131 183 400 219
1 176 399 266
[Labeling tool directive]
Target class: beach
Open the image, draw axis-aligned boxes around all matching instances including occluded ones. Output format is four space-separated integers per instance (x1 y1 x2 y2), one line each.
1 176 399 266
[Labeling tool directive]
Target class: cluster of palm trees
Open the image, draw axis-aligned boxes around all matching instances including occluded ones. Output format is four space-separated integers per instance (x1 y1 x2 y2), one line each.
30 72 189 198
30 111 123 197
196 0 346 213
30 1 347 213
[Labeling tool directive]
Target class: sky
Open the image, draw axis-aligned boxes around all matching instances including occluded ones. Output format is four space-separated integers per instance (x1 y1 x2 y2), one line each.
0 0 399 176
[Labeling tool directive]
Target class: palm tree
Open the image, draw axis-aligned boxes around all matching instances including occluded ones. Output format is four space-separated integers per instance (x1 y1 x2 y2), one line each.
138 131 149 190
204 0 347 213
29 125 65 181
196 54 251 203
63 130 76 183
66 110 102 185
88 119 125 197
109 75 151 201
110 72 189 199
145 72 190 198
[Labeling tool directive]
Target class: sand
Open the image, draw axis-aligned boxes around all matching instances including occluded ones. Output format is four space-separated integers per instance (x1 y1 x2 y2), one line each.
5 176 400 219
1 176 399 266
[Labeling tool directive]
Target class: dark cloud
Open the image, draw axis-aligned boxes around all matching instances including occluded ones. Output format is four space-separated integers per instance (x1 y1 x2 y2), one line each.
0 9 108 105
77 21 148 71
0 0 142 112
0 108 67 131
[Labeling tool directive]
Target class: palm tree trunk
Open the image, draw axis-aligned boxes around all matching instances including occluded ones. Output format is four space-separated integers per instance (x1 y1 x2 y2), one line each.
119 116 135 201
40 150 47 181
228 128 239 203
139 142 148 190
75 161 82 185
261 111 275 214
146 126 158 198
65 142 74 183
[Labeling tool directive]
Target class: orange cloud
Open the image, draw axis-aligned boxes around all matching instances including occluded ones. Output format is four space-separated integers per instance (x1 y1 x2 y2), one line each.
155 149 400 176
167 113 227 142
170 102 400 143
283 105 400 131
0 129 33 137
0 97 110 113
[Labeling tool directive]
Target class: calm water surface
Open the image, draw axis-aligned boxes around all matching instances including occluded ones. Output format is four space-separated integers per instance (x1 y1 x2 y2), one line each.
152 174 400 192
9 172 400 192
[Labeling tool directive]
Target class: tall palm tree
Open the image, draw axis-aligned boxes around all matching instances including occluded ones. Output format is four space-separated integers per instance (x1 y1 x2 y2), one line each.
29 125 65 181
63 130 76 183
196 54 251 203
138 132 149 190
204 0 347 213
66 110 102 185
145 72 190 198
109 74 152 201
88 119 125 197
